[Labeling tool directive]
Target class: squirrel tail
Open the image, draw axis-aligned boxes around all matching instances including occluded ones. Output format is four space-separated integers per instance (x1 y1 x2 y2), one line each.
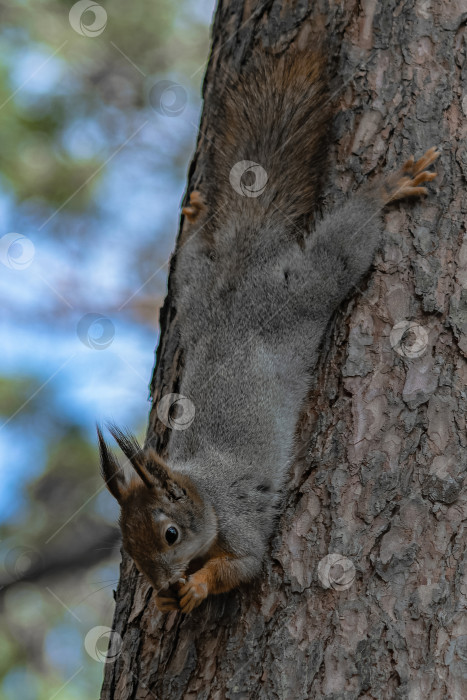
206 47 331 229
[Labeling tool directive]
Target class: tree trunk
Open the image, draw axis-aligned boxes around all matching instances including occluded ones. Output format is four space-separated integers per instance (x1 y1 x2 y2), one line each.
101 2 467 698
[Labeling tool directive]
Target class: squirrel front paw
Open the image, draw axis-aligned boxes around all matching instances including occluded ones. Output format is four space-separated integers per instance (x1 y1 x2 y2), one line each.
178 571 209 614
154 577 187 613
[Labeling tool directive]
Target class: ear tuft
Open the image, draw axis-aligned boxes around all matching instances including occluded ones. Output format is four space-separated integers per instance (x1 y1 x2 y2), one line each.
106 423 155 490
97 424 127 502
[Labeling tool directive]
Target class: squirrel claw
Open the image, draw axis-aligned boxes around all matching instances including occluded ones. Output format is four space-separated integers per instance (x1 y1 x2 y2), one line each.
179 572 209 614
405 146 440 175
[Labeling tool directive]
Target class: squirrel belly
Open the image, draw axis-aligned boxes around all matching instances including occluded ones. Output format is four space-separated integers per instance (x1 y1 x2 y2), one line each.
167 335 306 557
99 44 440 613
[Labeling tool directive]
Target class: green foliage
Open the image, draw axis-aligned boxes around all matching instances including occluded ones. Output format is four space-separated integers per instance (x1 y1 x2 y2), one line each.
0 0 212 696
0 0 209 209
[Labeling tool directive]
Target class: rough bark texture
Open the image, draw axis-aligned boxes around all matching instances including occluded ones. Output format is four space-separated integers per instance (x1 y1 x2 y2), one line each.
101 1 467 698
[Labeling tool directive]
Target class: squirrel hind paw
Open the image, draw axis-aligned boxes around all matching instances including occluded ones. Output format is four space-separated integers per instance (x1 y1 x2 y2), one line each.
182 190 206 224
385 147 439 203
410 146 440 175
401 147 440 175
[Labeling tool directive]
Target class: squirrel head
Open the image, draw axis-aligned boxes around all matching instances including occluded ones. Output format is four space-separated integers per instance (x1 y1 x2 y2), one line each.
97 424 217 592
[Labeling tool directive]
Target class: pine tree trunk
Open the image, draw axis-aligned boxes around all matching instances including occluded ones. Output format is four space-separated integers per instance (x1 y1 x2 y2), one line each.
101 2 467 698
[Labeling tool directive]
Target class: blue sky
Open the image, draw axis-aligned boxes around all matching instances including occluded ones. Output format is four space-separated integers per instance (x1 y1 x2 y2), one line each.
0 2 215 697
0 0 214 520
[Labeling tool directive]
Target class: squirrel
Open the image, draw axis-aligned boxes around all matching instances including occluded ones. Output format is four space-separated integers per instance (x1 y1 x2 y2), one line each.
98 47 439 614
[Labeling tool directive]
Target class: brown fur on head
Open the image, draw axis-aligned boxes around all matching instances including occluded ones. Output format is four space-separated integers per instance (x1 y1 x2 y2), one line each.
97 424 217 592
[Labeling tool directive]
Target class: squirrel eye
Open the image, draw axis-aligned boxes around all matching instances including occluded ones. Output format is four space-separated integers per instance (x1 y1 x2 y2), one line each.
165 526 178 545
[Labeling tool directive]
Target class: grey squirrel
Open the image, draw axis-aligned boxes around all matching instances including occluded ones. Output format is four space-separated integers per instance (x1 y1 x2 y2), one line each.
98 48 439 614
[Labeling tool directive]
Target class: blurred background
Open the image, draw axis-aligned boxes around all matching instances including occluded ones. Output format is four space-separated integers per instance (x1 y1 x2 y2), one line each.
0 0 213 697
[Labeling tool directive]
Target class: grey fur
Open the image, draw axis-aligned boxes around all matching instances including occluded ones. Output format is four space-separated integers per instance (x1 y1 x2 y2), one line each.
165 50 394 581
170 189 383 576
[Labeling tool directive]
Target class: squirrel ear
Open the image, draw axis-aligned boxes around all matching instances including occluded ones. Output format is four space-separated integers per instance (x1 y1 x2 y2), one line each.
97 424 127 502
144 449 186 499
106 423 155 490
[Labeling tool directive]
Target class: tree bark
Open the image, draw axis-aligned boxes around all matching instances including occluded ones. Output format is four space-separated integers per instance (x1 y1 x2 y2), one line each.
101 1 467 698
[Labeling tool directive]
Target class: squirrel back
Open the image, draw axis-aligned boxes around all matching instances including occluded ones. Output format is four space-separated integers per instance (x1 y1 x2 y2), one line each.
176 48 332 350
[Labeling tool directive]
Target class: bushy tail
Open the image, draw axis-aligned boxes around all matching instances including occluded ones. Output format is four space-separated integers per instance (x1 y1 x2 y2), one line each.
205 48 331 230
